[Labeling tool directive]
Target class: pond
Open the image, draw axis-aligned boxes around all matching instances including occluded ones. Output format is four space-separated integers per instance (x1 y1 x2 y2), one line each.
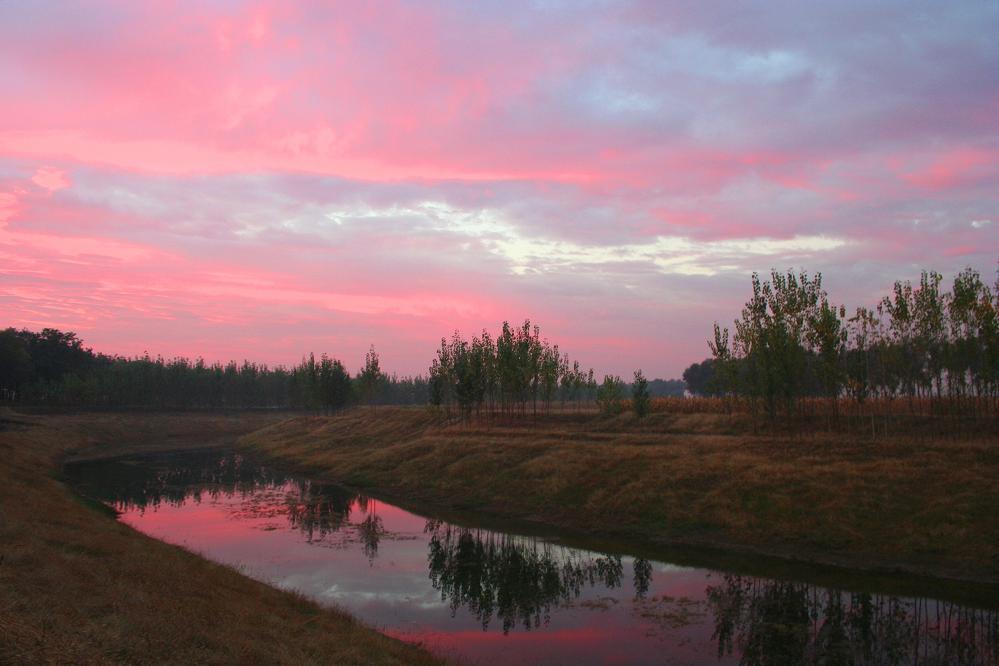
65 448 999 665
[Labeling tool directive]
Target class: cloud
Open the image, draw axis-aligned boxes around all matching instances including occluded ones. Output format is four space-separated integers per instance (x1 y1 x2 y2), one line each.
30 166 70 193
0 2 997 377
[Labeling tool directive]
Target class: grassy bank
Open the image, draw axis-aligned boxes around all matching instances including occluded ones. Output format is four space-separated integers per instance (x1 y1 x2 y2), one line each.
0 410 442 665
241 407 999 587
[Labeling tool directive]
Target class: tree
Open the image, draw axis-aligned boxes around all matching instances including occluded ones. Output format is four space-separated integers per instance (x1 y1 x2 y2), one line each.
319 354 351 413
730 270 825 420
0 328 32 396
702 264 999 435
18 328 91 384
845 307 878 406
632 370 650 418
913 270 946 401
807 298 847 410
2 327 435 410
294 353 320 411
708 322 735 397
882 280 918 404
430 320 591 419
596 375 625 415
682 358 715 396
947 268 984 399
646 378 685 397
357 345 383 405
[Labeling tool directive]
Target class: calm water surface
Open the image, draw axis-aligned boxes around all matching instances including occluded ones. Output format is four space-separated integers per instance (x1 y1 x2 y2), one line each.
66 449 998 665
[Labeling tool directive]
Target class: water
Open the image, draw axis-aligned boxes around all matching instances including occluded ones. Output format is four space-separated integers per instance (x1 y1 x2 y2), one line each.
65 448 999 665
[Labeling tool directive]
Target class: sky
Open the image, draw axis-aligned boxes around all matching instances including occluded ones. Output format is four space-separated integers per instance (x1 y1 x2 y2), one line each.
1 1 997 378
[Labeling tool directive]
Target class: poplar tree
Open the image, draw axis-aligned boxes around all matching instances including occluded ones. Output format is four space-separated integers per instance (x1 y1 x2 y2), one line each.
632 370 650 418
357 345 383 405
597 375 625 415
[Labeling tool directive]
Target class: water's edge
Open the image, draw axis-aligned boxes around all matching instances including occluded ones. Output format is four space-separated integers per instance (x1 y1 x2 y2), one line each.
63 446 999 666
236 444 999 611
63 442 999 611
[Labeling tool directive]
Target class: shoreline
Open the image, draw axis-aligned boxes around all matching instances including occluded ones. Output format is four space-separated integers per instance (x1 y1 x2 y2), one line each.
0 410 444 665
64 432 999 610
6 406 998 662
238 407 999 599
238 438 999 612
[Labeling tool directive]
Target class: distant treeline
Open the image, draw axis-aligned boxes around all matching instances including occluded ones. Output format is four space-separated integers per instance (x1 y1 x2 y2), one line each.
0 328 428 410
0 325 683 414
691 266 999 428
8 261 996 426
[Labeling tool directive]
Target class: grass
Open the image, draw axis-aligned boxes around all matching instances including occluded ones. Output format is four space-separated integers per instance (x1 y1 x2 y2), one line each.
241 406 999 586
5 405 997 663
0 410 444 665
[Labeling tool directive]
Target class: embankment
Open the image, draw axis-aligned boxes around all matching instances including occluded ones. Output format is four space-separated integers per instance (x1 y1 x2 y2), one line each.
241 407 999 588
0 410 443 665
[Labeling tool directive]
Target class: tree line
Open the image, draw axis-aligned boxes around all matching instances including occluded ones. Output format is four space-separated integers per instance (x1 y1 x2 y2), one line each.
695 266 999 432
13 261 996 427
0 328 428 410
426 320 676 419
427 320 598 418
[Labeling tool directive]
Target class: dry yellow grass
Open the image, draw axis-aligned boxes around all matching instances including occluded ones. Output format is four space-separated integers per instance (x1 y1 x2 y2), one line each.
242 407 999 586
0 410 444 665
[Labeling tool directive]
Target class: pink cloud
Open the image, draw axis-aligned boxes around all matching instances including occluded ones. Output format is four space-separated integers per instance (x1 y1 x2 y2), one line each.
903 148 997 190
944 245 977 257
1 171 526 373
30 166 70 193
0 191 19 225
0 3 830 191
1 2 997 378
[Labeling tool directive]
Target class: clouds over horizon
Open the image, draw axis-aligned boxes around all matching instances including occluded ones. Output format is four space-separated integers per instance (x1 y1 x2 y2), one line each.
2 1 997 377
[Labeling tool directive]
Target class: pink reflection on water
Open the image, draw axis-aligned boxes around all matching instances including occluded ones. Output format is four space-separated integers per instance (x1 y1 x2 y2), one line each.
96 451 995 666
116 482 730 665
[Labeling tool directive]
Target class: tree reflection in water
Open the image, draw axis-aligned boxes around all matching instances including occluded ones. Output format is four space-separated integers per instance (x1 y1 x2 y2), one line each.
425 519 654 633
67 451 999 662
707 574 999 665
283 479 354 541
68 449 388 558
70 449 288 510
633 556 653 599
354 496 385 562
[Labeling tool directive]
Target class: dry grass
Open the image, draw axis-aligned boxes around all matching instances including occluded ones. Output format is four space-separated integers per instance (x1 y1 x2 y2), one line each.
242 406 999 585
0 410 443 665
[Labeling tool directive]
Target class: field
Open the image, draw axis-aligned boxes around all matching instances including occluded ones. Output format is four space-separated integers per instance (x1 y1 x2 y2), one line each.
242 406 999 588
0 410 443 665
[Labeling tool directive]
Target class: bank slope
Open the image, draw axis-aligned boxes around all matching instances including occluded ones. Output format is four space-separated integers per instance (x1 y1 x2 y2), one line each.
0 411 443 665
241 407 999 586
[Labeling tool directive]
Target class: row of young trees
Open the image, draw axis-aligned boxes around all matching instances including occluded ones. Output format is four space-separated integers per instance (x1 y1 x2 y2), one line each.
428 320 598 418
289 346 430 413
0 328 428 410
704 267 999 428
427 320 664 420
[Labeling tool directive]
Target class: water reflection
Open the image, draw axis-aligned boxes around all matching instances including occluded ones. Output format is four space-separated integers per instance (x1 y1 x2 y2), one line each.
425 520 657 633
65 450 999 665
708 575 998 665
72 449 286 509
69 449 388 559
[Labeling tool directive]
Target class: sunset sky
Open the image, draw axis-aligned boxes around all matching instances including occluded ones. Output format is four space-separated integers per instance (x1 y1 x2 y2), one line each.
2 1 997 378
